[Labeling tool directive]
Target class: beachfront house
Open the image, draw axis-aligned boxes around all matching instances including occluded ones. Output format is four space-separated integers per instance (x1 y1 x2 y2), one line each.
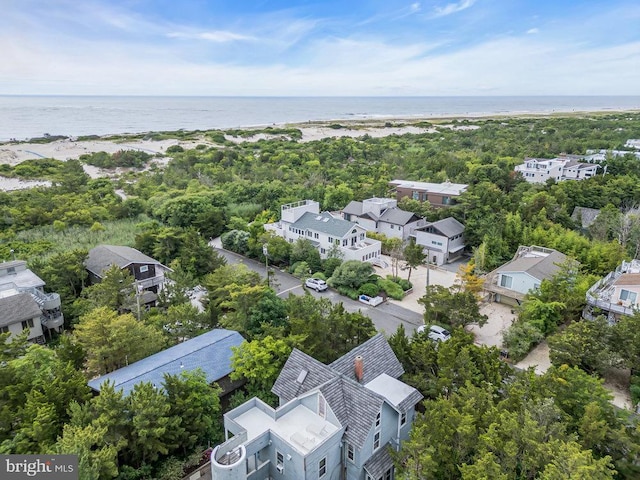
208 333 423 480
85 245 171 307
583 259 640 323
88 329 245 397
484 246 567 306
388 180 468 207
0 260 64 343
341 197 426 241
264 200 382 263
515 155 599 184
412 217 465 266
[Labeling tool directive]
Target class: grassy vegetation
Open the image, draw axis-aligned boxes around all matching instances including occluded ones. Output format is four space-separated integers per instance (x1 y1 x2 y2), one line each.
10 215 152 261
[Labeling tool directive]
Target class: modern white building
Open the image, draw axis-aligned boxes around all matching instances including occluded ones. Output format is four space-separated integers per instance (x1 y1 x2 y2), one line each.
341 198 426 241
209 334 423 480
625 139 640 150
412 217 465 266
515 156 599 183
388 180 468 207
265 200 382 263
583 259 640 323
0 260 64 343
484 246 568 306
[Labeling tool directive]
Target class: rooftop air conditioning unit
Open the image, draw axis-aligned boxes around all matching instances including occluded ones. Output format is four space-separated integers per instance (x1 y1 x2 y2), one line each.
276 465 284 474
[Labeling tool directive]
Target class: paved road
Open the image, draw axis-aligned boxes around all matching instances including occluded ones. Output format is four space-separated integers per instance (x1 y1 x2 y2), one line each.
212 246 423 335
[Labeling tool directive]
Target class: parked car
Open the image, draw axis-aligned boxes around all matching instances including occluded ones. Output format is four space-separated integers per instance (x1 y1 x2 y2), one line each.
305 278 328 291
417 324 451 342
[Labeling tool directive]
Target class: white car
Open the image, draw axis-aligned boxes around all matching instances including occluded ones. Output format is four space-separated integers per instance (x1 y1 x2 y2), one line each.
305 278 328 292
417 324 451 342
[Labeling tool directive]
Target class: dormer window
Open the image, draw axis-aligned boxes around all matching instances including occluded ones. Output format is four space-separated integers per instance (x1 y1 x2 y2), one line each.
375 411 381 428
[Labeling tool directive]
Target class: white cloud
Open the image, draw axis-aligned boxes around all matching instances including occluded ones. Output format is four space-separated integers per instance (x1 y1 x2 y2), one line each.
527 28 539 34
432 0 476 18
411 2 421 13
167 30 255 42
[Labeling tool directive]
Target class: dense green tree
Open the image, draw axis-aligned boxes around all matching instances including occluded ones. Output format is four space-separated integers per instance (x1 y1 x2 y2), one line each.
290 238 322 273
403 238 426 282
419 285 488 329
73 307 165 376
328 260 374 290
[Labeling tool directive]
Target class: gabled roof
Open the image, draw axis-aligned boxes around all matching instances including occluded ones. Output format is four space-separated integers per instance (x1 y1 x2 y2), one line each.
291 211 362 238
497 247 567 282
378 208 420 226
424 217 465 238
86 245 163 278
571 207 600 228
613 273 640 287
364 445 394 480
342 201 364 216
271 334 420 450
88 329 245 395
329 333 404 384
0 293 42 327
272 349 336 404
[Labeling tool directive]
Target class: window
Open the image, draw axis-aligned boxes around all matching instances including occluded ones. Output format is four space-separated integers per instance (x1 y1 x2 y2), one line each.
276 451 284 473
374 431 380 450
315 233 319 239
343 239 348 246
319 457 326 478
7 267 15 274
500 275 513 289
307 231 312 237
321 248 326 254
400 412 407 425
328 237 333 243
412 191 419 200
21 319 34 330
375 411 381 428
620 289 638 304
139 265 149 273
318 395 326 418
347 443 354 462
384 467 393 480
0 326 8 333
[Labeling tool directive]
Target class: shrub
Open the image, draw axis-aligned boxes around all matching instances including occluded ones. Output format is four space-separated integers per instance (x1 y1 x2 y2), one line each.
359 283 380 297
336 285 359 300
631 374 640 408
387 275 412 291
502 321 545 361
166 145 184 153
377 278 404 300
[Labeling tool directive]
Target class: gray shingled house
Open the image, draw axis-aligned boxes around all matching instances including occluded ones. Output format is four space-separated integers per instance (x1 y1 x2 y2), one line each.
0 260 64 343
484 245 568 306
85 245 171 307
412 217 465 265
341 198 426 241
208 333 422 480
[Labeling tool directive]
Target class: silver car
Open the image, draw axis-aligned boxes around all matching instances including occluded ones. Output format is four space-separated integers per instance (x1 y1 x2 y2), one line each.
305 278 328 291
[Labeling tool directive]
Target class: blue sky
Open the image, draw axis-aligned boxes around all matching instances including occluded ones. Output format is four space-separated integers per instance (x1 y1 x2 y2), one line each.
2 0 639 95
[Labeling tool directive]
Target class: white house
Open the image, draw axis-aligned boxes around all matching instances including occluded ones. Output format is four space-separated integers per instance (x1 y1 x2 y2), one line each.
265 200 382 263
341 198 426 241
208 334 423 480
0 260 64 343
413 217 465 266
625 139 640 150
515 156 599 183
583 259 640 323
484 246 568 305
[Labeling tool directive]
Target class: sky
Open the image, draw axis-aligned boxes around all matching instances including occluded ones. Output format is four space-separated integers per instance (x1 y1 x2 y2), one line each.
1 0 640 96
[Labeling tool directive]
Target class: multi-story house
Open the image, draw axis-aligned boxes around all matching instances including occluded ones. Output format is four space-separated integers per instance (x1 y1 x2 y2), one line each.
341 198 426 241
412 217 465 266
0 260 64 343
264 200 382 263
583 259 640 323
515 156 599 184
85 245 171 307
484 246 567 306
388 180 468 207
209 334 422 480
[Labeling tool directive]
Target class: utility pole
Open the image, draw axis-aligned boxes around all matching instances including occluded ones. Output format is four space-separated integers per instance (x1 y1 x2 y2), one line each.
263 244 270 288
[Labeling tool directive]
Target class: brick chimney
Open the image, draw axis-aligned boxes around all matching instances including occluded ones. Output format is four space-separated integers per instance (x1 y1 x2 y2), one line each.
354 355 364 382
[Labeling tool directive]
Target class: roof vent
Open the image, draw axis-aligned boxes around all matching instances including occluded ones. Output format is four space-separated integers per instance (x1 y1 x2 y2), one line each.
296 369 308 384
322 218 329 222
315 215 323 220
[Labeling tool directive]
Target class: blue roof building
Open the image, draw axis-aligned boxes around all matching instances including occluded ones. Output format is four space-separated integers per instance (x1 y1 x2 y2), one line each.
88 329 245 395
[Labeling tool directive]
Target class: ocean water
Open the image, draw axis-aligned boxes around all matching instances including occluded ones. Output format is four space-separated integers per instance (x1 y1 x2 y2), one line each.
0 95 639 142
